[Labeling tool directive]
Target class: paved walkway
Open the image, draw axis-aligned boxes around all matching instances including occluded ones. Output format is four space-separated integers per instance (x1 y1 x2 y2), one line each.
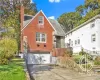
28 65 100 80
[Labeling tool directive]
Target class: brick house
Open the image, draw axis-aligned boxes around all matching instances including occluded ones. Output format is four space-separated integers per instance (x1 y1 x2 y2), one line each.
20 6 65 64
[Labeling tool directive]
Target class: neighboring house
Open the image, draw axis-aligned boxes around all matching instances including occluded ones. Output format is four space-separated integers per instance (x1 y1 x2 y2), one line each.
65 15 100 56
20 6 65 64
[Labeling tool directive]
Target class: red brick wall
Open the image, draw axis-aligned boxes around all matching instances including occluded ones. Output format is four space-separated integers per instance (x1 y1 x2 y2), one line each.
21 11 54 52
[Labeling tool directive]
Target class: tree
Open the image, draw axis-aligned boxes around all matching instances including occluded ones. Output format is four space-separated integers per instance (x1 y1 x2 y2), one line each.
0 38 18 64
0 0 37 51
58 0 100 32
85 0 100 11
0 0 37 17
58 12 82 32
76 5 85 15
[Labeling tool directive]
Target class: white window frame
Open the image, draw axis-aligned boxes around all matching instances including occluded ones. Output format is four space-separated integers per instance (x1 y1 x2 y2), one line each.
36 32 46 43
91 34 96 42
38 16 44 25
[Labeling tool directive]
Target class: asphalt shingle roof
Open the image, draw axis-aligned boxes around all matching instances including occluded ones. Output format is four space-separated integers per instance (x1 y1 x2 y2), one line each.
48 19 65 36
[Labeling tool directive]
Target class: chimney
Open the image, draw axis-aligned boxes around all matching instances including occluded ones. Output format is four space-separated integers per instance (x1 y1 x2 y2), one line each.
20 5 24 30
20 5 24 53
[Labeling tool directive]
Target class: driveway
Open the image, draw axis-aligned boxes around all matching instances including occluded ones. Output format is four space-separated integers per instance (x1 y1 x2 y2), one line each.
28 65 100 80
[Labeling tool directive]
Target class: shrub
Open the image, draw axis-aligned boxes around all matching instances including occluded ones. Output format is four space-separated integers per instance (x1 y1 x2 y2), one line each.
0 38 18 64
82 64 91 69
94 60 100 65
79 51 87 55
94 57 100 65
73 55 82 64
65 48 73 57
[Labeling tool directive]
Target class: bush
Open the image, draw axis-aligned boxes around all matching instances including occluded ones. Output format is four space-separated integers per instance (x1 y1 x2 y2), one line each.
73 55 82 64
0 38 18 64
82 64 91 69
94 60 100 65
65 48 73 57
94 57 100 65
79 51 87 55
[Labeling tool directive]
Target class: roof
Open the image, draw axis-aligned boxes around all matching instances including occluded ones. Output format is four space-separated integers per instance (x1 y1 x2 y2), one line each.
23 11 65 36
66 14 100 35
49 19 65 36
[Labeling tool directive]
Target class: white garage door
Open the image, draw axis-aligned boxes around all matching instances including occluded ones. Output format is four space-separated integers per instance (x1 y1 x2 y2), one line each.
27 52 51 64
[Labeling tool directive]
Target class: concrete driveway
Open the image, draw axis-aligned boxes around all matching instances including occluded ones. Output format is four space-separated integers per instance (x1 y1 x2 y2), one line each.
28 65 100 80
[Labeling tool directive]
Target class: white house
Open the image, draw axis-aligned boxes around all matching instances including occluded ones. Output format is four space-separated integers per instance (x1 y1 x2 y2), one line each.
65 15 100 56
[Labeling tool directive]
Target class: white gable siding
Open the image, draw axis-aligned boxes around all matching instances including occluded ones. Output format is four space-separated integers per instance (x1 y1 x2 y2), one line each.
65 18 100 54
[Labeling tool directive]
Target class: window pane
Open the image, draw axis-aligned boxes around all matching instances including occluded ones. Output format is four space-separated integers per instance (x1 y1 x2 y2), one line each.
36 33 40 41
36 38 40 41
42 34 45 38
42 38 45 42
36 33 40 37
38 16 44 24
41 34 46 42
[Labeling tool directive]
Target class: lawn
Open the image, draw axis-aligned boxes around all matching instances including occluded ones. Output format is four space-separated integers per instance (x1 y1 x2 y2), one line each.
0 58 26 80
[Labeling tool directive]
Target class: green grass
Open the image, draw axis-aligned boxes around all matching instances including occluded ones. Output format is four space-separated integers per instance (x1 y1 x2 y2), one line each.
0 58 26 80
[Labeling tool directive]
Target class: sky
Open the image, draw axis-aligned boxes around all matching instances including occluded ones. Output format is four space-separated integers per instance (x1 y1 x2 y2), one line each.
32 0 85 19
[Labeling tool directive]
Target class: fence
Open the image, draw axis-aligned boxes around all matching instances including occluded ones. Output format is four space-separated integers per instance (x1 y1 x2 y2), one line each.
52 48 72 57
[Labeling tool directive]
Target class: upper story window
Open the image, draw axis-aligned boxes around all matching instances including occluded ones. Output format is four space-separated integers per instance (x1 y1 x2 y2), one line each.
36 32 46 43
91 34 96 42
91 23 95 28
38 16 44 25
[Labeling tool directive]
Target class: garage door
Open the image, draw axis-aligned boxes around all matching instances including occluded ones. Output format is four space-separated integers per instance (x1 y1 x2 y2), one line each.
27 52 51 64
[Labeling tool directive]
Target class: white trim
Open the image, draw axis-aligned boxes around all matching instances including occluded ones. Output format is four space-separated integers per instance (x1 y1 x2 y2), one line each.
21 10 56 32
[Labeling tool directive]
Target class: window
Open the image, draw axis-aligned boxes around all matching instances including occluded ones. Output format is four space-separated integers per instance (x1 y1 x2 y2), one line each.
78 39 80 44
91 34 96 42
75 39 80 45
91 23 95 28
75 40 77 45
36 32 46 43
38 16 44 25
